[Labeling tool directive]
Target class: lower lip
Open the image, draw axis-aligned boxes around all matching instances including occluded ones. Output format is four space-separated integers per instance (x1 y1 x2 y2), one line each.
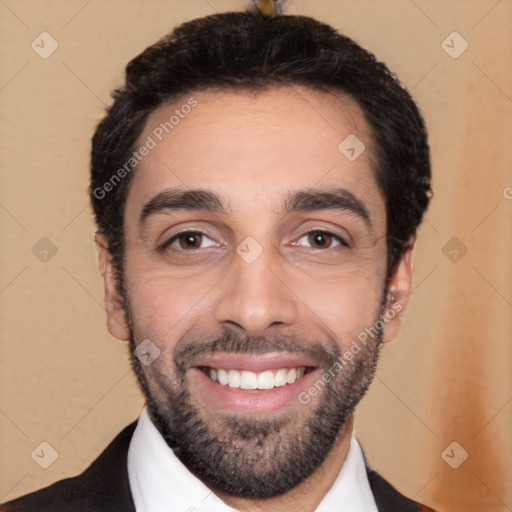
191 367 320 414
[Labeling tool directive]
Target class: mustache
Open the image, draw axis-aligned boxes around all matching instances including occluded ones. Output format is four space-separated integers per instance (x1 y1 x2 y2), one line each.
173 327 340 374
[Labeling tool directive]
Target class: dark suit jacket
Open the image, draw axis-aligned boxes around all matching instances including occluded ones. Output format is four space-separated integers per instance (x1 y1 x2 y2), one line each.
1 422 436 511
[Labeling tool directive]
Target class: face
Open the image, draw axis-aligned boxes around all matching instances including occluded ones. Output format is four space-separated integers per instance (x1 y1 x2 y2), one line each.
97 86 413 498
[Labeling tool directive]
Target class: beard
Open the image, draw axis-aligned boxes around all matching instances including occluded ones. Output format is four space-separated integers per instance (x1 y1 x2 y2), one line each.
125 294 386 499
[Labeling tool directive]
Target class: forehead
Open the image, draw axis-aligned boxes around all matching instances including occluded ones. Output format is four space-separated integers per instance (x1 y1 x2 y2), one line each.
125 86 385 232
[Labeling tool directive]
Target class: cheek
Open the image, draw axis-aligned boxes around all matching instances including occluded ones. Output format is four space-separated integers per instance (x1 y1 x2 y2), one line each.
123 257 216 345
285 265 385 349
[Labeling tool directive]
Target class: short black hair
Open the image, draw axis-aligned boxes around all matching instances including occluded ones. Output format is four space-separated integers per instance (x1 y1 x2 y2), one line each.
90 11 431 279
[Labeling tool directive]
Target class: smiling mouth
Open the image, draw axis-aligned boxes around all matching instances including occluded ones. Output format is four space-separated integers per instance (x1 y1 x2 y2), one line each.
198 366 314 390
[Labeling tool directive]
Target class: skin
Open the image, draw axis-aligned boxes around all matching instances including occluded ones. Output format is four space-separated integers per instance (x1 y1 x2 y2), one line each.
96 86 414 511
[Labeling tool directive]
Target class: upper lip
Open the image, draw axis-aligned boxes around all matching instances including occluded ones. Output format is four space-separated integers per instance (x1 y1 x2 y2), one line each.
193 352 318 372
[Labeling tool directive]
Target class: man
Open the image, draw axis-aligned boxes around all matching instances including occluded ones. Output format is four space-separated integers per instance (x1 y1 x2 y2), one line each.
2 5 436 512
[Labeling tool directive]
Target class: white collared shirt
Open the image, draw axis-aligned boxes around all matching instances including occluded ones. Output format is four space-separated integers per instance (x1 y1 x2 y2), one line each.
127 407 378 511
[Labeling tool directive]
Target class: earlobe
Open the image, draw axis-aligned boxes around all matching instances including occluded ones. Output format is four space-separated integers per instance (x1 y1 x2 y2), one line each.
382 242 415 343
95 233 131 341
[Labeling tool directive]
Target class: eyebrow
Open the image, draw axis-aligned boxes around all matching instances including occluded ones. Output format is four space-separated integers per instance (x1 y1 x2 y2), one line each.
284 187 372 229
139 186 372 230
140 188 229 224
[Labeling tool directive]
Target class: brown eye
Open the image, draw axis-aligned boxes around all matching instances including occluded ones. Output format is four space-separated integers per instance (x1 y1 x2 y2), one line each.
178 232 203 249
163 231 216 251
297 230 348 249
308 231 334 248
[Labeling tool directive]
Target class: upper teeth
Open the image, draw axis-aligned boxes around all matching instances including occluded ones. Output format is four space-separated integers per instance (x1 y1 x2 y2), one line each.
208 367 306 390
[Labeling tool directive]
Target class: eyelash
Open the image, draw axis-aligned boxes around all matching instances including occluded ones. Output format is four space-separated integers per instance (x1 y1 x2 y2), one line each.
158 230 214 252
159 229 350 252
296 229 350 249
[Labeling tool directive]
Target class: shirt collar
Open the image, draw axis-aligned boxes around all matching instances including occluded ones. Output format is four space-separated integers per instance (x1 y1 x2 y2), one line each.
128 407 378 511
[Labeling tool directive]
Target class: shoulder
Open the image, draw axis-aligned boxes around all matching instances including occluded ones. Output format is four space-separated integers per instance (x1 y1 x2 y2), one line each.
359 442 438 512
1 422 137 512
367 466 437 512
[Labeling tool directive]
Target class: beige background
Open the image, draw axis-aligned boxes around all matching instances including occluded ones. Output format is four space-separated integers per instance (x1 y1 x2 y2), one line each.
1 1 511 510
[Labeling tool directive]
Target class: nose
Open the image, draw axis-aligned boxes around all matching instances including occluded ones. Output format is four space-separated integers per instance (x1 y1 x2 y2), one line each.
213 248 299 336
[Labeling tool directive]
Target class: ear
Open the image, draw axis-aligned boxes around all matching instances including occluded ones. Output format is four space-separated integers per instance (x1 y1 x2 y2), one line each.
95 233 130 341
381 241 415 343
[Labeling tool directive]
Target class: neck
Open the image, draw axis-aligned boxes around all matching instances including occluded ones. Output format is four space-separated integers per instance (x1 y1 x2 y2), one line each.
212 414 354 512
